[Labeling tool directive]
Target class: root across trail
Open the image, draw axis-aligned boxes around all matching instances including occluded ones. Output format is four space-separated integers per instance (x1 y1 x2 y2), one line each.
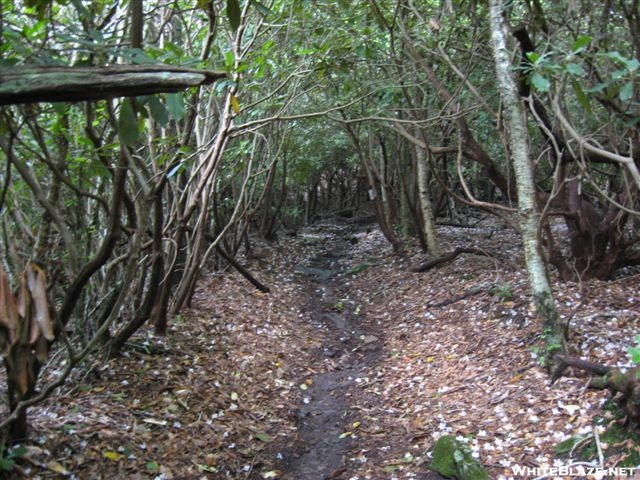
7 213 639 479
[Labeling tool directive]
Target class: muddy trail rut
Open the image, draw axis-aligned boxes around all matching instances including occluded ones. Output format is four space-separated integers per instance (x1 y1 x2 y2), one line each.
254 217 443 480
281 221 380 479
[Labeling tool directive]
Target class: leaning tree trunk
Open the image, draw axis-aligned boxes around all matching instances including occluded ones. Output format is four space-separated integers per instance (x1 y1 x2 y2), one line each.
489 0 567 370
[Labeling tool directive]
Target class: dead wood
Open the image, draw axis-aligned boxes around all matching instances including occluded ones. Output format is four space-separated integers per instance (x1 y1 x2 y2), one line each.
0 65 226 105
427 285 488 307
552 355 640 423
551 355 612 383
411 247 495 272
215 245 271 293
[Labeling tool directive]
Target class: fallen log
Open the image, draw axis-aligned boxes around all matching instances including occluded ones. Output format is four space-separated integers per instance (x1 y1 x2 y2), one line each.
0 65 226 105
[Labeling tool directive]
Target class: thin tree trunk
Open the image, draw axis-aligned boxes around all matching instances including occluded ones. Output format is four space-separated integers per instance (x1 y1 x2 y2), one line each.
489 0 566 369
129 0 143 49
341 120 403 252
416 142 442 256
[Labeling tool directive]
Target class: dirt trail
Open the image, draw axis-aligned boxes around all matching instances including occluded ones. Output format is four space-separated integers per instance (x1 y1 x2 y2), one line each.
256 217 446 480
264 219 382 479
14 211 635 479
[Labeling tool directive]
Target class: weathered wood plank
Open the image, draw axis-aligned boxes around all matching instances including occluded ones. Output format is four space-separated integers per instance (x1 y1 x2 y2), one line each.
0 65 226 105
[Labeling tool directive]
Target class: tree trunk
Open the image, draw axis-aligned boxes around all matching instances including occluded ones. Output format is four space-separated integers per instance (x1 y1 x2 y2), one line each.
341 121 404 252
129 0 144 49
416 142 442 256
489 0 567 369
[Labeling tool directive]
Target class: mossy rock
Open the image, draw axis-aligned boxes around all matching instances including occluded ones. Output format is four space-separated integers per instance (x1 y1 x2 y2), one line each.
345 261 370 275
430 435 490 480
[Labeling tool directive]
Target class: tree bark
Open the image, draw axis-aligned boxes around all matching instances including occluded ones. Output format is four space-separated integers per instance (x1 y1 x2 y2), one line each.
416 141 442 256
489 0 566 369
129 0 144 49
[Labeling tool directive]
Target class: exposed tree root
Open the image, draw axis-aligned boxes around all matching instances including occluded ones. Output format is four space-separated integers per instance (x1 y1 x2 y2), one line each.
411 247 496 272
552 355 640 423
427 284 490 307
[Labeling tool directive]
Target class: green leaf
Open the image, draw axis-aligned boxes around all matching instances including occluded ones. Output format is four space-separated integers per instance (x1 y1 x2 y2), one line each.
526 52 541 63
619 82 634 102
52 102 70 116
571 35 591 52
103 450 123 461
227 0 241 32
628 346 640 363
606 51 627 64
626 59 640 72
254 432 272 442
146 461 160 471
225 50 235 70
611 69 626 81
250 0 271 16
571 81 591 113
584 81 609 93
129 48 158 65
10 446 26 458
453 449 464 463
197 0 211 11
0 457 14 471
565 63 585 77
148 95 169 127
24 0 50 18
118 98 139 146
530 72 551 92
194 463 219 473
230 94 240 113
166 93 186 121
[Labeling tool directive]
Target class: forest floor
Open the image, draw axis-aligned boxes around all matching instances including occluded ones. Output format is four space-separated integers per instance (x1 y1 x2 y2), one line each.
6 209 640 479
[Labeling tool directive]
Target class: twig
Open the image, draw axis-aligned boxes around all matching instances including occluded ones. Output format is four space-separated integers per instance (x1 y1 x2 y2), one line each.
427 286 486 307
593 426 604 468
244 454 259 479
569 435 593 458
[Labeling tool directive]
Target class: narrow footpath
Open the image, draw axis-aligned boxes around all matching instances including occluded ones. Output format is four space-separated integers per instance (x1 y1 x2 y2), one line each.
255 216 443 480
279 220 380 478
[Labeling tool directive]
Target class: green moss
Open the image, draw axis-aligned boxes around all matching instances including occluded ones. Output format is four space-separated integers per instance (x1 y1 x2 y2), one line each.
554 400 640 467
553 435 589 456
345 261 371 275
430 435 490 480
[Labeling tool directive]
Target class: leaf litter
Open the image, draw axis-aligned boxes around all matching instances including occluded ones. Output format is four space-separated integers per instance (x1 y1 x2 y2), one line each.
2 212 639 479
